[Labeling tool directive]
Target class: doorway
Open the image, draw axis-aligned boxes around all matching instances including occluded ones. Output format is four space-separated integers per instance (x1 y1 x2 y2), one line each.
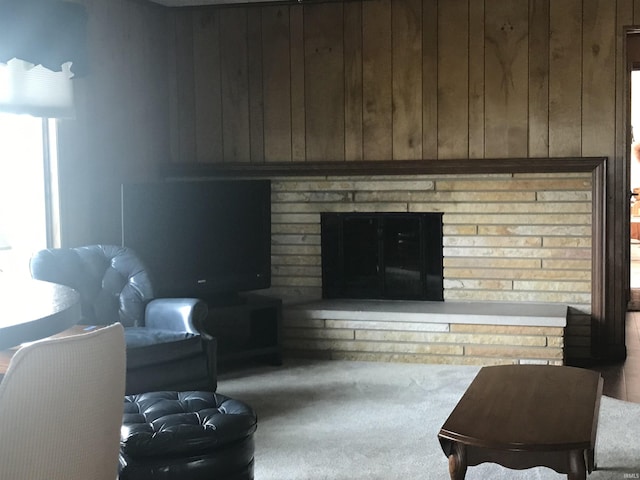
628 31 640 311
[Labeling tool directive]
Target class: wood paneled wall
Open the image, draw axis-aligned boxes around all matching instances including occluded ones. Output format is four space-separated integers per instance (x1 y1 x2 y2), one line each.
168 0 617 164
51 0 640 362
56 0 169 246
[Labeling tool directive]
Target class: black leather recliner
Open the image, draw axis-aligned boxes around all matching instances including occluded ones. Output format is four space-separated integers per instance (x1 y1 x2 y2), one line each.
29 244 216 395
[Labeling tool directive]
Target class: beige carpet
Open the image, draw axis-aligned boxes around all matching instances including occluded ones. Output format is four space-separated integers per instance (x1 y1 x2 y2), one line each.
218 359 640 480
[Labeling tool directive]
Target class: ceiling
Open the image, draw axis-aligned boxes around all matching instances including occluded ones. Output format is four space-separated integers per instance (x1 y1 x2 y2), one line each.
149 0 302 6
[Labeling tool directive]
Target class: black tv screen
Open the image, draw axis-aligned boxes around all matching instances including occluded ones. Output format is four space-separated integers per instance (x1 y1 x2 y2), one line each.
121 179 271 300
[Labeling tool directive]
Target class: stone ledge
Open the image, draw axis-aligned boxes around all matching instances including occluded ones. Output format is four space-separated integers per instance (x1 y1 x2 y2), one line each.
284 299 567 328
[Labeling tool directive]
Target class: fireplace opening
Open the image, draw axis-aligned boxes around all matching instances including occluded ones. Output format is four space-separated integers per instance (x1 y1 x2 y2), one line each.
321 212 444 301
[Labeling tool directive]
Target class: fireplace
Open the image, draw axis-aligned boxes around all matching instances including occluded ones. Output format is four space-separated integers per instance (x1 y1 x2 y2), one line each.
321 212 444 301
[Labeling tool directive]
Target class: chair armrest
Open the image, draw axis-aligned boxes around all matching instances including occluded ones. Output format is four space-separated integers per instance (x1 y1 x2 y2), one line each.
145 298 212 340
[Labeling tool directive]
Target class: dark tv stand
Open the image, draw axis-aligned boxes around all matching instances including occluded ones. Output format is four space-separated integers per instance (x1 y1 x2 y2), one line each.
204 293 282 368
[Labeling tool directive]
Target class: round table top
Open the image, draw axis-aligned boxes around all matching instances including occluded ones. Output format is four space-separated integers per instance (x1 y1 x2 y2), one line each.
0 276 81 350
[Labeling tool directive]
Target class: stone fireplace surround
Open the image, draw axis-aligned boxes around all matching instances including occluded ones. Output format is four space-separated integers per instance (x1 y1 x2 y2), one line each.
175 157 605 366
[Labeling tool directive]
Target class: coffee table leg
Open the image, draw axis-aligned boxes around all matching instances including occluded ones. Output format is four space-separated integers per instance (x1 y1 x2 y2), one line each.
567 449 586 480
448 442 467 480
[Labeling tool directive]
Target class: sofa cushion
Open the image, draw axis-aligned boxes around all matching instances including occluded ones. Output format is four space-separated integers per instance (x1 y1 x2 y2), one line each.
124 328 196 349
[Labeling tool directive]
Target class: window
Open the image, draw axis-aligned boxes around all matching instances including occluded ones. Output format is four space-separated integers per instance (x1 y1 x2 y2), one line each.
0 112 59 277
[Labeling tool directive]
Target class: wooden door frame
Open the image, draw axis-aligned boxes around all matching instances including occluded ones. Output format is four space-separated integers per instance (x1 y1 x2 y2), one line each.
620 29 640 358
626 30 640 312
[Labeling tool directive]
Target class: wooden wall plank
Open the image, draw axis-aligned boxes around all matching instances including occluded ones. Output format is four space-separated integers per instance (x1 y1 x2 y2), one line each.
437 0 469 159
193 9 222 164
174 10 196 163
392 0 422 160
247 8 265 163
549 0 582 156
262 6 292 162
344 2 363 161
422 0 438 159
468 0 485 159
528 0 550 157
362 0 392 161
634 0 640 24
290 5 306 162
132 3 170 175
484 0 529 158
582 0 616 156
167 13 179 164
304 3 345 162
220 8 250 163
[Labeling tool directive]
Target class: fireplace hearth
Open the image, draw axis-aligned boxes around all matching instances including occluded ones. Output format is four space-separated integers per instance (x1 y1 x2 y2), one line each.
321 212 443 301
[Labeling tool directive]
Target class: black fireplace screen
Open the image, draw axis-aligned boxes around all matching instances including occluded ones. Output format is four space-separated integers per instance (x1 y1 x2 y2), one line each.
321 212 444 301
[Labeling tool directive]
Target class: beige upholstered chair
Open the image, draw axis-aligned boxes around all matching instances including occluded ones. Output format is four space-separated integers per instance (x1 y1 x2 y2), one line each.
0 323 126 480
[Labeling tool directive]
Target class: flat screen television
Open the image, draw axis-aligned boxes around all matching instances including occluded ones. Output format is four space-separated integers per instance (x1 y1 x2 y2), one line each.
121 179 271 301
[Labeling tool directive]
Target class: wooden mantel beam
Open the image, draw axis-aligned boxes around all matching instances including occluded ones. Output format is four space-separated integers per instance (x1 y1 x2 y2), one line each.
164 157 606 178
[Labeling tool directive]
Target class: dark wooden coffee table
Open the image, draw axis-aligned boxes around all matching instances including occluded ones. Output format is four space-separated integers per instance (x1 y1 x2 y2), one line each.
438 364 603 480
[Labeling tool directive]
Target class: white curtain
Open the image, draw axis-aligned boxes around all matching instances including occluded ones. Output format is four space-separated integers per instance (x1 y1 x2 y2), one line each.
0 58 74 118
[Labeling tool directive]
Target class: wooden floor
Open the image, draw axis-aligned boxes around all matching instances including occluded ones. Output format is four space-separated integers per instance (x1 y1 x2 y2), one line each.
589 311 640 403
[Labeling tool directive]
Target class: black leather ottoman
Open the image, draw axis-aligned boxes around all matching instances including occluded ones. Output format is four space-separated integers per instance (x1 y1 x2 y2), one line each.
118 391 257 480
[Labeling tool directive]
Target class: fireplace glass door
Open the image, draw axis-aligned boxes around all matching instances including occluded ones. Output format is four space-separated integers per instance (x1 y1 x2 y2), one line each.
342 216 379 296
321 212 443 301
384 216 423 298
